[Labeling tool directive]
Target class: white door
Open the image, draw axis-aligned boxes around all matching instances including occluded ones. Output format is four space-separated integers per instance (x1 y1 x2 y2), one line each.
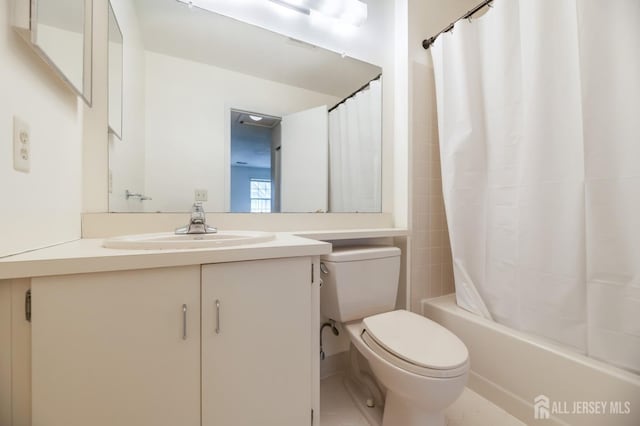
31 267 201 426
271 122 282 212
202 258 312 426
280 105 328 212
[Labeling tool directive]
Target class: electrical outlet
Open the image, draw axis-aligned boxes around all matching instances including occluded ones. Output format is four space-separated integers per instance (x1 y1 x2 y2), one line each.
13 116 30 173
195 189 208 202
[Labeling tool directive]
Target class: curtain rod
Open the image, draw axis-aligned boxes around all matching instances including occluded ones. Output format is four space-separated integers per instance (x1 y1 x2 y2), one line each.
422 0 493 50
329 73 382 113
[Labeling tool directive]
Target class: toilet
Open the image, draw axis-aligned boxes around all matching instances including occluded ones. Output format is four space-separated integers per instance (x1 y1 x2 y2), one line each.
320 246 469 426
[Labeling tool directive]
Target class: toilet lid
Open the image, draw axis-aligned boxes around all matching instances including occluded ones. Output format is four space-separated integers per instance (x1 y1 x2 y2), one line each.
362 310 468 376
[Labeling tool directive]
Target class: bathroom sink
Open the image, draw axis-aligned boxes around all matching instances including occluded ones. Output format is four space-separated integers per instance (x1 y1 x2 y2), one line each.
103 230 276 250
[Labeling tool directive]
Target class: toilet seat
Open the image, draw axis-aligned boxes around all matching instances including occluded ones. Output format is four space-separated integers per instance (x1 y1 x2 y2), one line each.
361 310 469 379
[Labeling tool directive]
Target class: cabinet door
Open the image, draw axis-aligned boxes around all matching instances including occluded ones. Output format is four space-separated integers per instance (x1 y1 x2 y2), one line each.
202 257 312 426
31 266 201 426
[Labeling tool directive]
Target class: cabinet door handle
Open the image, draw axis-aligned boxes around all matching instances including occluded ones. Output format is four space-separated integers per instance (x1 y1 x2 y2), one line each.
182 304 188 340
215 299 221 334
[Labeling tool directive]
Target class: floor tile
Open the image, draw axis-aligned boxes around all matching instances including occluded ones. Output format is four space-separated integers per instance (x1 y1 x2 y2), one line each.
320 374 370 426
320 374 525 426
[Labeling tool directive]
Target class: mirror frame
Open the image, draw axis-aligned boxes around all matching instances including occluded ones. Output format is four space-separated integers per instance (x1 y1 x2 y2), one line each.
30 0 94 106
107 0 124 139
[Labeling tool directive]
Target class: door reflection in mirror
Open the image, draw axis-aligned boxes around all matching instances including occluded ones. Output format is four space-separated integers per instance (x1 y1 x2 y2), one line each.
229 106 329 213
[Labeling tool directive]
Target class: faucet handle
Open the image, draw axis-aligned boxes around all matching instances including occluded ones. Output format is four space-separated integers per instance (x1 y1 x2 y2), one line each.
191 202 206 223
192 202 205 213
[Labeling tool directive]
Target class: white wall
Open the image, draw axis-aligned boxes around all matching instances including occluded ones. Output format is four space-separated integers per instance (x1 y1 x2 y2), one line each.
0 0 82 257
107 0 147 212
394 0 409 228
143 51 339 212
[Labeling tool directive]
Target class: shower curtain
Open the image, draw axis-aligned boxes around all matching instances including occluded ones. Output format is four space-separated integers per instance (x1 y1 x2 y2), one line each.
329 79 382 212
430 0 640 373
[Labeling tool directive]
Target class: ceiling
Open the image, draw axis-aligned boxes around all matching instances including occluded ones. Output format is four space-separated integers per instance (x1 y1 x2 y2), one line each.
132 0 381 98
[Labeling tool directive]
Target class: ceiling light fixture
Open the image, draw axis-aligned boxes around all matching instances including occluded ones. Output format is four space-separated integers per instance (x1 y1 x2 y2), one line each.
249 115 264 121
269 0 311 15
176 0 367 27
267 0 368 26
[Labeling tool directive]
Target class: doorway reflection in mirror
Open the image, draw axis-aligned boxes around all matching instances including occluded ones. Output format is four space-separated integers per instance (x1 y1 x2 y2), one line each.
230 110 281 213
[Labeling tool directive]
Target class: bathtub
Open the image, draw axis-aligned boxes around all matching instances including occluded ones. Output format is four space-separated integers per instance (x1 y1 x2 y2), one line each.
422 294 640 426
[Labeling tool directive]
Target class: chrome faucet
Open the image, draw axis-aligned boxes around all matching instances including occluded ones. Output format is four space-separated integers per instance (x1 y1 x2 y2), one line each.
175 202 217 234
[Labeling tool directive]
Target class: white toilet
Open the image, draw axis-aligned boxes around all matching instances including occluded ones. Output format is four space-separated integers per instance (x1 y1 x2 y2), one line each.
320 246 469 426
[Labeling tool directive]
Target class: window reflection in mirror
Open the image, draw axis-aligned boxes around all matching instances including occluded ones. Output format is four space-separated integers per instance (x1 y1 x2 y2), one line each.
108 0 382 213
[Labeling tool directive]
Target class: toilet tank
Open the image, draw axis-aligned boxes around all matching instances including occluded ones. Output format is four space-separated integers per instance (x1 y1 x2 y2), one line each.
320 246 401 323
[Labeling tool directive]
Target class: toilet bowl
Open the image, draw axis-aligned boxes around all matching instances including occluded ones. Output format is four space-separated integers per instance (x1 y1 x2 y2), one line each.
320 246 469 426
346 311 468 426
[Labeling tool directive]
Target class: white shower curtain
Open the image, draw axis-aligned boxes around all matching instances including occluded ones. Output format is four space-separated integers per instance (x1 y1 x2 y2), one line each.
431 0 640 373
329 79 382 212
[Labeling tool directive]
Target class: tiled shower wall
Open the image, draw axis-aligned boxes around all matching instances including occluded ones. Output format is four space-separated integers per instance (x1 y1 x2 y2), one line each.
409 61 454 313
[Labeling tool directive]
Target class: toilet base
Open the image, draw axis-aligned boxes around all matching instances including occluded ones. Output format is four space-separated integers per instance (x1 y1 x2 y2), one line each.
343 376 383 426
382 391 445 426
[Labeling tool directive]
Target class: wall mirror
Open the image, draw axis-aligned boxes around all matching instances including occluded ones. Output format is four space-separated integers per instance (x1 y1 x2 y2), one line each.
30 0 93 105
108 1 123 138
108 0 382 213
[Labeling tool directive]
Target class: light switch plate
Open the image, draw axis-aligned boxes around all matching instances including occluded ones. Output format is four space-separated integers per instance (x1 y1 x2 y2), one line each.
195 189 208 202
13 116 30 173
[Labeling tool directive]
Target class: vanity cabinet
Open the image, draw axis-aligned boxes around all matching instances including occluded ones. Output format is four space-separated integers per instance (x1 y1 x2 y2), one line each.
28 257 318 426
202 257 313 426
30 266 201 426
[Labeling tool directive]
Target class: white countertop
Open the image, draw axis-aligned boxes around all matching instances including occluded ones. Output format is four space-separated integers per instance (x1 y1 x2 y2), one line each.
0 228 408 280
0 233 331 280
293 228 407 241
